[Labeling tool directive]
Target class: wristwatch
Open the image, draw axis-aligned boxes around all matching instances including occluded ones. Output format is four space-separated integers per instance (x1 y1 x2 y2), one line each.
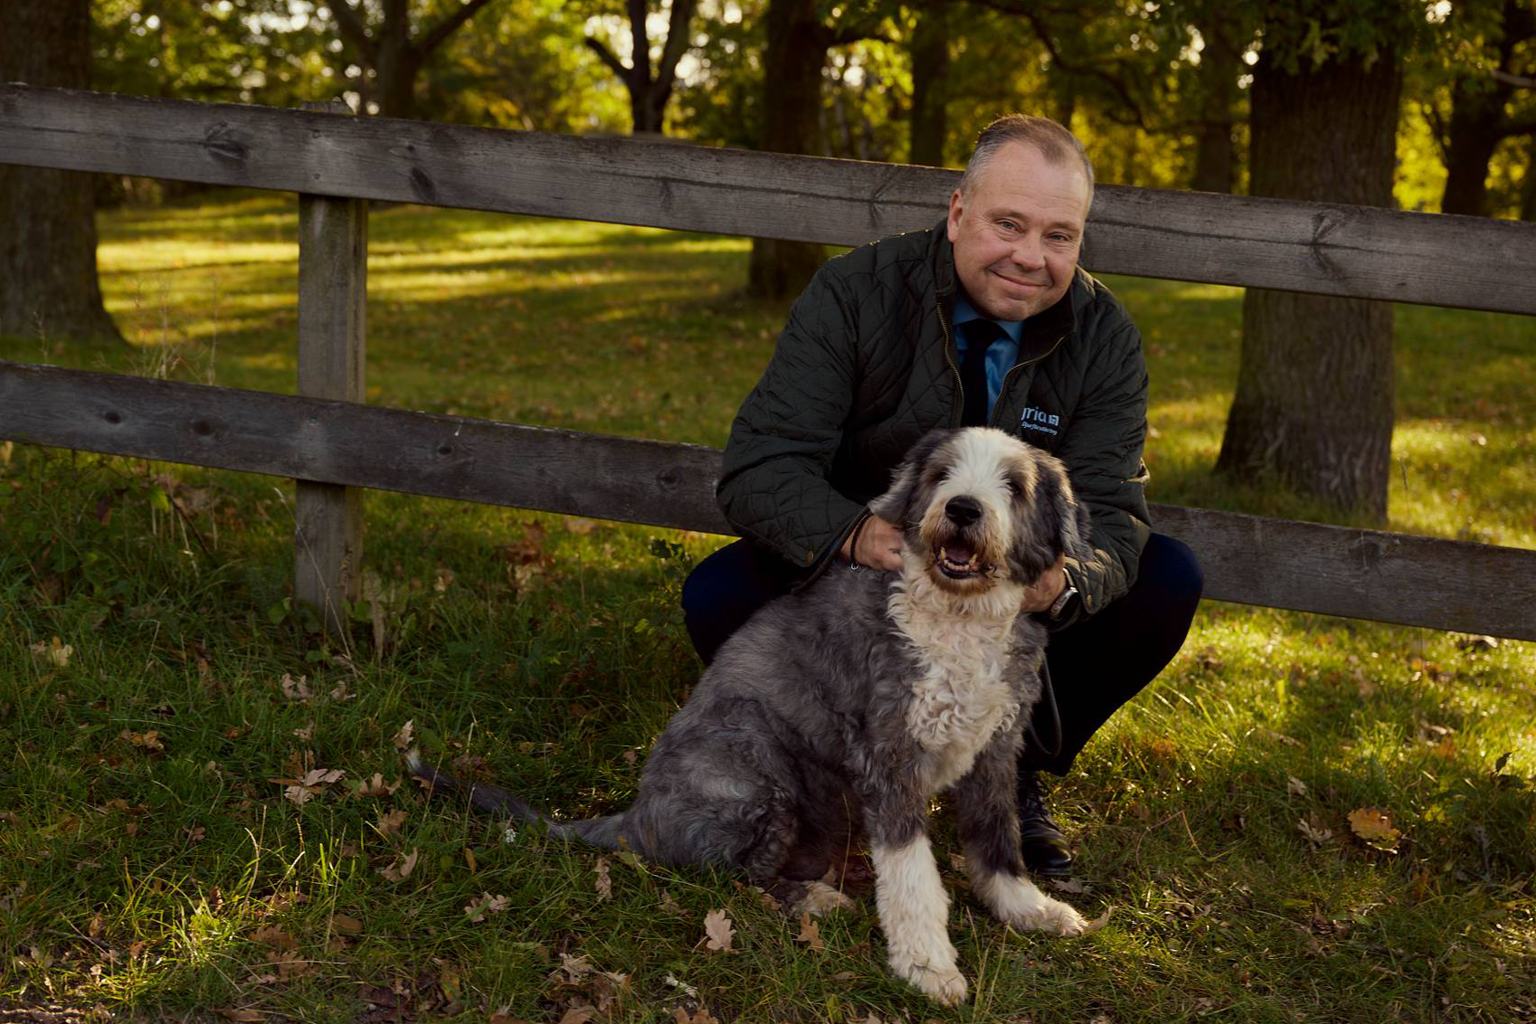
1048 576 1079 620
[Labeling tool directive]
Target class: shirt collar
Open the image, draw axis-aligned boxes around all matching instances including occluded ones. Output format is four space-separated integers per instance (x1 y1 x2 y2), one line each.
951 291 1024 344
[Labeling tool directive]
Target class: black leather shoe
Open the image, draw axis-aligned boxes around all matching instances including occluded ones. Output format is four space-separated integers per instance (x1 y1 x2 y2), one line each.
1018 770 1074 877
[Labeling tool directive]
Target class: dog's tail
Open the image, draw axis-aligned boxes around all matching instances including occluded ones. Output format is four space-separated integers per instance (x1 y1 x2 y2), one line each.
405 750 630 849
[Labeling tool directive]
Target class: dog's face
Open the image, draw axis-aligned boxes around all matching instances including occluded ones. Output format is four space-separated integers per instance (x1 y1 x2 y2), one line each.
870 428 1091 595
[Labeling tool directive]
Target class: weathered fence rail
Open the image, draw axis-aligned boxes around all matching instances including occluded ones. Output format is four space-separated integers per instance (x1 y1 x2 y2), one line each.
5 85 1536 314
2 84 1534 641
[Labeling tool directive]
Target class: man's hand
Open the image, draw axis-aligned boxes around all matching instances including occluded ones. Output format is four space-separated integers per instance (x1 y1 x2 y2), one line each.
842 516 904 571
1020 553 1067 613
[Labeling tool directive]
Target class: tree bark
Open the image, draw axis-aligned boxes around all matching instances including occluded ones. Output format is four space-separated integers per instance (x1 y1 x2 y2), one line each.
1439 79 1508 216
748 0 830 299
908 1 950 167
1437 0 1534 216
0 0 121 343
1522 136 1536 221
1216 43 1402 520
1189 11 1240 193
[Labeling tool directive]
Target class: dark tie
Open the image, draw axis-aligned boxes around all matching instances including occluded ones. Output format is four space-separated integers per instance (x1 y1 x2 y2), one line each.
960 318 1004 427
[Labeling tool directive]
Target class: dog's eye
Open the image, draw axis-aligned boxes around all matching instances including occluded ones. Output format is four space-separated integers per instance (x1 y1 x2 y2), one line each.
1006 477 1024 498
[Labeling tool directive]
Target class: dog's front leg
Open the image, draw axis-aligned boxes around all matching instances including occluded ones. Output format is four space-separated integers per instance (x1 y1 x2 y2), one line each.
864 780 967 1005
950 737 1087 937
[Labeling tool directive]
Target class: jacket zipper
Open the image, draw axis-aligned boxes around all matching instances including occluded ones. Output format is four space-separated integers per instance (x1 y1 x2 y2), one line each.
936 298 965 428
991 331 1068 428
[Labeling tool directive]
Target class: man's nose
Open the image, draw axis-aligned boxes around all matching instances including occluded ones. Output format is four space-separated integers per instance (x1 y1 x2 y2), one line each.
1010 233 1045 269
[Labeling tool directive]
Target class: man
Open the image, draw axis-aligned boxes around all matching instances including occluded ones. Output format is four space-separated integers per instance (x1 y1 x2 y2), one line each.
681 115 1203 876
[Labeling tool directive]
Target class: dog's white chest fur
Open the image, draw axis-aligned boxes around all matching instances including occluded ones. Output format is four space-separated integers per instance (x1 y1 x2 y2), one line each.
889 578 1023 792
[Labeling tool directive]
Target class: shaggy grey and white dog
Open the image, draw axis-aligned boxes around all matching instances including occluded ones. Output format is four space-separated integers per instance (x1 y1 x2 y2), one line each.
412 427 1094 1004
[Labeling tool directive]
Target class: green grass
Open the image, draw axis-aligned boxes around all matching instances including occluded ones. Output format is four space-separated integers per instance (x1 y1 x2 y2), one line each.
1 190 1533 1022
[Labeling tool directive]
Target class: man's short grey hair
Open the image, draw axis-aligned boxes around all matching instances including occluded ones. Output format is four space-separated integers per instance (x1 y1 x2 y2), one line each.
959 115 1095 204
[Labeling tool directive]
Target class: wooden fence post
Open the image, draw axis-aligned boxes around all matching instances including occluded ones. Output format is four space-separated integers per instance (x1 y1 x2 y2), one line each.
295 99 367 638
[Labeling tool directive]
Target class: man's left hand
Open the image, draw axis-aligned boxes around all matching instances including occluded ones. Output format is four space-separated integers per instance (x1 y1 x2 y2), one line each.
1020 553 1067 613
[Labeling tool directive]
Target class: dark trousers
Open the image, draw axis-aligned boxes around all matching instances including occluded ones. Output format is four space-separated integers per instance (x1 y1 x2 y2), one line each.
681 533 1204 776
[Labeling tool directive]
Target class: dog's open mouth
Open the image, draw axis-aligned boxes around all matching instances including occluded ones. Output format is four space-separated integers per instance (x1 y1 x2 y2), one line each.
936 542 988 579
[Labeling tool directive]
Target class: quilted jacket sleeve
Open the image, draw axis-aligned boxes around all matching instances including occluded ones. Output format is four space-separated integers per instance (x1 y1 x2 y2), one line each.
1054 302 1152 623
716 267 868 572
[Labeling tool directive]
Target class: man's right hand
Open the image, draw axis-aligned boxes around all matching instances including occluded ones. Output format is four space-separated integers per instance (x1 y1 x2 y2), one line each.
842 515 904 571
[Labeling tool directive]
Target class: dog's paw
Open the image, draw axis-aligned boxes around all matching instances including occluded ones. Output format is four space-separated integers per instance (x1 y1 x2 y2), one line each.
1023 895 1087 937
892 956 968 1005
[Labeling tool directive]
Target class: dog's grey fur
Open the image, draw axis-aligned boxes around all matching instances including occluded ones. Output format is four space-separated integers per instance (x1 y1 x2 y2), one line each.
412 427 1095 1003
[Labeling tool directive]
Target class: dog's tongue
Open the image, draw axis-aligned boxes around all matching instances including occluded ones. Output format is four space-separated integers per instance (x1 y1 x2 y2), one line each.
944 543 975 565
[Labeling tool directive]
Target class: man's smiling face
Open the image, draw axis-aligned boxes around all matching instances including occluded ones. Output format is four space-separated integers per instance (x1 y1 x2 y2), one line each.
946 141 1091 322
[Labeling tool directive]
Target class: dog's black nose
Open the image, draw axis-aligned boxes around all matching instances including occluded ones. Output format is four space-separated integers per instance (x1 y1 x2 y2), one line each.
945 497 982 526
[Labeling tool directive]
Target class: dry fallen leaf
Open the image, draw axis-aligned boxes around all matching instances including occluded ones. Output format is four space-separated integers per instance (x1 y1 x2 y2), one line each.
1347 807 1402 852
378 848 420 882
1297 815 1334 846
120 729 165 752
354 773 401 798
673 1008 720 1024
30 637 74 668
797 911 824 951
465 892 512 922
392 720 414 751
594 856 612 902
1051 876 1090 894
216 1009 266 1023
330 913 364 936
1079 907 1114 934
375 809 407 838
280 673 311 703
1286 775 1308 798
249 925 297 950
702 908 735 952
291 724 314 741
557 1007 597 1024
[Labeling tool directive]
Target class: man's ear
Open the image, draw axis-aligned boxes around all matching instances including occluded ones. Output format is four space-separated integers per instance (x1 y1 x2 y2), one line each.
946 187 964 243
869 429 951 526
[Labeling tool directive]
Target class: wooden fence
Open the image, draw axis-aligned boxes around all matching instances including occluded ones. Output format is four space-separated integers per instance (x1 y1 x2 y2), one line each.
2 84 1534 642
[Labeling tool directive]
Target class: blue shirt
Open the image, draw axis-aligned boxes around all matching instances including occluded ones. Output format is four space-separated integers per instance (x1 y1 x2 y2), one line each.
950 293 1023 418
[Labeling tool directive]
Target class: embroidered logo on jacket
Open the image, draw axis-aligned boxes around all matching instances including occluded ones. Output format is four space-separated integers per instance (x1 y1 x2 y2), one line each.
1020 407 1061 435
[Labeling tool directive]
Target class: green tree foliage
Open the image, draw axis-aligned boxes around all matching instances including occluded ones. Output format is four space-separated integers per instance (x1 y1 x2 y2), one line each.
422 0 630 131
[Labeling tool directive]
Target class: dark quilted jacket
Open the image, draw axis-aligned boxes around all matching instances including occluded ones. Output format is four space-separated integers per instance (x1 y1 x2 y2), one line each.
718 220 1152 620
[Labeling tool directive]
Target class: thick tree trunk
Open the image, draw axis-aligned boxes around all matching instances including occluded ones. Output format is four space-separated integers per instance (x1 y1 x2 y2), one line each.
908 1 949 167
1189 13 1240 194
1439 77 1512 216
0 0 122 343
748 0 828 299
1216 44 1402 520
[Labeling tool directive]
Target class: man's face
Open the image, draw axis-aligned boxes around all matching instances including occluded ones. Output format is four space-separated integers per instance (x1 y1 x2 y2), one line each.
946 141 1091 322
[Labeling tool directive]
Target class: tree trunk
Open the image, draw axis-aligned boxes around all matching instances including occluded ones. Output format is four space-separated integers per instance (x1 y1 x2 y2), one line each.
1216 43 1402 520
1189 12 1240 193
908 1 949 167
1522 137 1536 221
0 0 122 343
748 0 828 299
1439 77 1512 216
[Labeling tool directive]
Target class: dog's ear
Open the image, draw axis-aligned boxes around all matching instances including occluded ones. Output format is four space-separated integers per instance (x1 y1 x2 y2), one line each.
1010 453 1092 580
869 428 951 525
1034 456 1092 564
